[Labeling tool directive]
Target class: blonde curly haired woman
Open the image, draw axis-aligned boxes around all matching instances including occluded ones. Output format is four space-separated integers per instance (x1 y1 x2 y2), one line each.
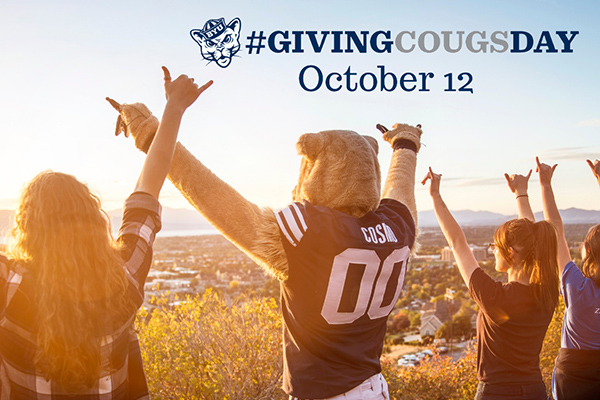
0 67 211 398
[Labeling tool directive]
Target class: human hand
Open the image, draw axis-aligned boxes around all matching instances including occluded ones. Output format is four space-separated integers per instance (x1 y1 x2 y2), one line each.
162 66 213 113
586 159 600 184
421 167 442 197
536 156 557 187
504 170 532 197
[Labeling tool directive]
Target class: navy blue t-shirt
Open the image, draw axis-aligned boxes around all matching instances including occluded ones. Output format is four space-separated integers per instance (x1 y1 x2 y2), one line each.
275 199 415 398
469 268 553 385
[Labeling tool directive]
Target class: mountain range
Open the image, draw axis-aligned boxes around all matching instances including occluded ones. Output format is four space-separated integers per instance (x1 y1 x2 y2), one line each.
2 207 600 236
418 208 600 227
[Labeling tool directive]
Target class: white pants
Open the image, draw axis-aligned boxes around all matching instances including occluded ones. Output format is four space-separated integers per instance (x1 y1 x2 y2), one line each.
290 373 389 400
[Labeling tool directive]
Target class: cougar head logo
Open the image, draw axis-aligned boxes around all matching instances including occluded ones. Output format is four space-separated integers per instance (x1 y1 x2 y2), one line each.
191 17 242 68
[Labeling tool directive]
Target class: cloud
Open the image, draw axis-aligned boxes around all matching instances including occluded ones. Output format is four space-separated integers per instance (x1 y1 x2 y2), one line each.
457 177 507 187
436 176 464 182
576 118 600 127
434 177 506 187
540 147 600 161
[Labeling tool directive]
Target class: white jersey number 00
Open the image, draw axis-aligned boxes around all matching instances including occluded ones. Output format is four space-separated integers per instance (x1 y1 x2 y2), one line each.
321 247 410 325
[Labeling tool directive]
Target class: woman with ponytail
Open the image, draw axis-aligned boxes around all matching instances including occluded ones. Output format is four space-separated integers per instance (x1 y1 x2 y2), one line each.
532 157 600 400
0 68 211 398
423 167 559 400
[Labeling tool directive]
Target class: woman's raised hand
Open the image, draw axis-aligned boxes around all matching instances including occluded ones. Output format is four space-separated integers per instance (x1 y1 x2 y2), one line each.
504 170 532 197
536 156 557 187
162 66 213 113
421 167 442 197
586 159 600 186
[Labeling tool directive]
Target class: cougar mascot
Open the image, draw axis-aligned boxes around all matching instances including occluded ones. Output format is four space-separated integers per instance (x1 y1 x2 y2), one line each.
108 83 422 399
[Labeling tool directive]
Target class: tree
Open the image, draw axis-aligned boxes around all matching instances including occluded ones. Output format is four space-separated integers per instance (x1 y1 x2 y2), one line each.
409 311 421 330
382 344 478 400
435 314 472 341
431 294 446 302
257 276 280 299
452 314 473 340
388 312 410 334
435 321 453 341
138 290 285 399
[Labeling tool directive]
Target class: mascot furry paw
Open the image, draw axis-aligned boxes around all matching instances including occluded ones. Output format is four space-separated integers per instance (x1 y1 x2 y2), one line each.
108 96 422 398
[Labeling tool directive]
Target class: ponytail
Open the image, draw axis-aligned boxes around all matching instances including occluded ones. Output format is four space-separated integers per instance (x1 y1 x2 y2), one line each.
528 221 560 314
494 219 559 314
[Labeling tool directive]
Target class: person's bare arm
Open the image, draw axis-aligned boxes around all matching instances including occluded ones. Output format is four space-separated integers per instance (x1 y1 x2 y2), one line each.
135 67 212 198
536 157 571 274
422 168 479 285
504 170 535 222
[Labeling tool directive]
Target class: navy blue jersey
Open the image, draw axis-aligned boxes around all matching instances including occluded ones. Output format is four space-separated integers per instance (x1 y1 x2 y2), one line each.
275 199 415 398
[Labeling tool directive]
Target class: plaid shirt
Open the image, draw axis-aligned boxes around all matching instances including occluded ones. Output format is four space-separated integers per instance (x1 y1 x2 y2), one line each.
0 192 161 399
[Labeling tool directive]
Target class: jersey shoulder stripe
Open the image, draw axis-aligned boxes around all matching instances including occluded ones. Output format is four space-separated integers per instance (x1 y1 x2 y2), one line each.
276 202 308 247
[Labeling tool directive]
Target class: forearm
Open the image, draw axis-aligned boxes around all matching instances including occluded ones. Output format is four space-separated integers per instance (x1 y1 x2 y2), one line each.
516 196 535 222
541 182 571 271
504 171 534 221
432 194 467 250
540 183 563 233
432 194 478 285
382 149 417 224
135 104 184 197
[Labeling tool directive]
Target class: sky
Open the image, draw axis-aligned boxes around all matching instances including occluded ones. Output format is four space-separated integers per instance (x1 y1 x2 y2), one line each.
0 0 599 216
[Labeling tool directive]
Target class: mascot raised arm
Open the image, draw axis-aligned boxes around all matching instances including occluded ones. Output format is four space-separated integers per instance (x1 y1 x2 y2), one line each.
108 93 422 399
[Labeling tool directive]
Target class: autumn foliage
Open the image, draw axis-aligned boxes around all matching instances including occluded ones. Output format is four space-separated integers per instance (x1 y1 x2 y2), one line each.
136 291 564 399
384 298 564 399
383 345 478 400
137 290 286 399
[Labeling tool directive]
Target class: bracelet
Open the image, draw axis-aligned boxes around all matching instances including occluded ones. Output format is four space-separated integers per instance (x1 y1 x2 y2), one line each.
516 194 529 199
